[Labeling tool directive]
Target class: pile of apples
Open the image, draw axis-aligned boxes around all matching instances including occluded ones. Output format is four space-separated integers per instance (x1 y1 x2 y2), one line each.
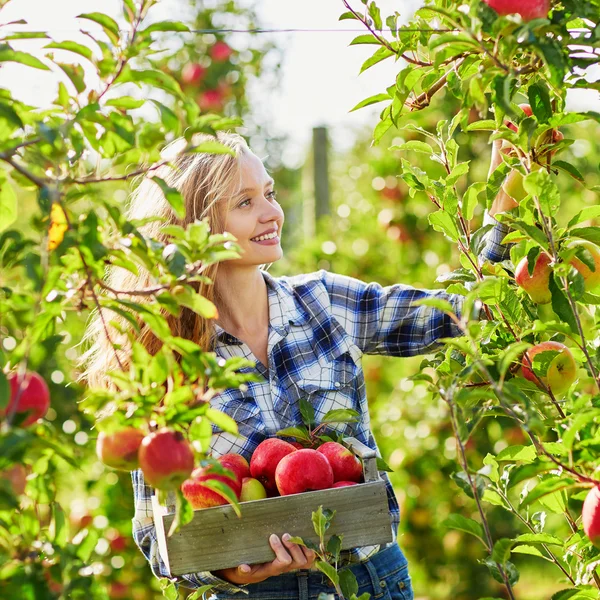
182 438 364 510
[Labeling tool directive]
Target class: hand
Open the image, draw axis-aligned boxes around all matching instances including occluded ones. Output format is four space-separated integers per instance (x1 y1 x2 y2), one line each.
213 533 317 585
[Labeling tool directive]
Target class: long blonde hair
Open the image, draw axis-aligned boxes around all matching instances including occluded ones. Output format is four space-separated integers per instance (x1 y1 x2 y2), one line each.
78 132 251 390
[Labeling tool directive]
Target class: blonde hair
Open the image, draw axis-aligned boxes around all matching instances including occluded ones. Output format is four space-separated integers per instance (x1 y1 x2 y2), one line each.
78 131 251 390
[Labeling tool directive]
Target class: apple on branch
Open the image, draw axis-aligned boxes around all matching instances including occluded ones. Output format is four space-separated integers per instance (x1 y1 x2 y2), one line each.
138 429 194 490
514 251 553 304
483 0 549 21
2 371 50 427
521 341 578 396
583 486 600 548
567 240 600 292
96 427 145 471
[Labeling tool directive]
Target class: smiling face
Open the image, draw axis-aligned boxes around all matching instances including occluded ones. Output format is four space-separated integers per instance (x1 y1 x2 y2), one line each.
224 150 284 267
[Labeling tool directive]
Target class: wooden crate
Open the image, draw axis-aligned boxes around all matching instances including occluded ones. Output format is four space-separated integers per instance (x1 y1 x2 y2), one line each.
152 437 392 576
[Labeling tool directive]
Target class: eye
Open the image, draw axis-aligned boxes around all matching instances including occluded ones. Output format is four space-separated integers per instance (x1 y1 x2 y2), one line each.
238 198 251 208
267 190 277 201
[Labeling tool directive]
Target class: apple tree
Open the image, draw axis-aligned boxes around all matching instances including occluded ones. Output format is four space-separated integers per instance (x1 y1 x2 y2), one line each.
0 1 282 598
293 0 600 597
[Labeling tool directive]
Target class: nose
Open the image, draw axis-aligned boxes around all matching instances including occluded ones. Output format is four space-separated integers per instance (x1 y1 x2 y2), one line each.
258 194 284 225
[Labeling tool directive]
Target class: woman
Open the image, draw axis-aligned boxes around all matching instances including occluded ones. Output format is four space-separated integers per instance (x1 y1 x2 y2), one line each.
81 129 518 599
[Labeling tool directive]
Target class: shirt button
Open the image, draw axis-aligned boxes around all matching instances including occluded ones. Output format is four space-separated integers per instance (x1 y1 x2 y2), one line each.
380 581 386 588
334 382 341 388
398 581 405 589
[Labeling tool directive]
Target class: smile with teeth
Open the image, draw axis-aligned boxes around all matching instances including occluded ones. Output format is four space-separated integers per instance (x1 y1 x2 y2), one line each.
251 231 278 242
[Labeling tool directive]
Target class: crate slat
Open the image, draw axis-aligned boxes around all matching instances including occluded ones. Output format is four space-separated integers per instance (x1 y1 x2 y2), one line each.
158 480 392 575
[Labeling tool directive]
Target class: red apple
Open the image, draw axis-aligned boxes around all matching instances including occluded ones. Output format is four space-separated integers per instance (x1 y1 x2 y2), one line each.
240 476 267 502
515 251 553 304
2 463 27 495
181 464 241 509
275 449 334 496
108 582 129 599
289 441 305 449
332 481 359 488
138 429 194 490
521 341 577 395
250 438 297 494
3 371 50 426
96 427 145 471
181 63 206 86
583 486 600 548
218 453 250 486
568 240 600 292
108 531 128 553
210 41 232 62
197 89 224 112
316 442 363 483
483 0 549 20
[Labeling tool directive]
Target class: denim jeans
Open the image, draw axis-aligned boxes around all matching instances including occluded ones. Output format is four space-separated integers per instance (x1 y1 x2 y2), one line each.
210 543 414 600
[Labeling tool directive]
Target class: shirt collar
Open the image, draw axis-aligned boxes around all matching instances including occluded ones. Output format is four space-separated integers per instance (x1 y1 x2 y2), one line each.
213 270 309 345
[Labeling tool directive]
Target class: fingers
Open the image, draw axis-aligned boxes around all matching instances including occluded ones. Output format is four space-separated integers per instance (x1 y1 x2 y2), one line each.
281 533 309 568
268 534 294 571
266 534 315 575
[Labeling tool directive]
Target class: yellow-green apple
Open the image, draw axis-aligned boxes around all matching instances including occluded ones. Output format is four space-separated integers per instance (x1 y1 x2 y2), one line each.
275 449 334 496
3 371 50 426
138 429 194 490
521 341 577 395
181 464 241 509
568 240 600 291
240 477 267 502
316 441 363 483
483 0 549 20
250 438 297 494
2 464 27 495
96 427 145 471
583 486 600 548
181 63 206 86
218 453 250 486
332 481 359 488
514 251 553 304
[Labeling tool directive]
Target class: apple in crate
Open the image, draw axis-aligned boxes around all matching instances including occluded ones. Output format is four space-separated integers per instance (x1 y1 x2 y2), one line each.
317 441 363 483
240 477 267 502
275 449 334 496
182 463 242 509
250 438 297 495
332 481 359 488
218 453 250 486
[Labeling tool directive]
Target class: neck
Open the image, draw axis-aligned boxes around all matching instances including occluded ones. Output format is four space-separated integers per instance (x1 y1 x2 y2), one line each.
214 265 269 335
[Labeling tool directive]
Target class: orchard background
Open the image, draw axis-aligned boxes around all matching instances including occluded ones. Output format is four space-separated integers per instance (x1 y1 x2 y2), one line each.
1 0 600 599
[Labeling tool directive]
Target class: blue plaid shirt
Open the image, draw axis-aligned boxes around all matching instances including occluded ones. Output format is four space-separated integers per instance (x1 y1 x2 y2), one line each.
131 219 511 595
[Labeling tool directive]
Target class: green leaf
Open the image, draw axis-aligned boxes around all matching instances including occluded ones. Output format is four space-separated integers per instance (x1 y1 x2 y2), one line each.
44 41 93 61
569 227 600 245
315 560 339 586
553 160 585 184
441 514 486 544
160 579 179 600
523 168 560 217
151 177 185 219
511 545 547 558
276 426 311 442
339 568 358 598
549 274 578 333
389 141 433 154
0 172 17 232
0 47 49 70
77 12 121 44
498 342 531 378
51 502 68 546
465 119 497 131
568 207 600 229
520 477 576 507
140 21 190 35
482 489 509 508
173 287 218 319
492 538 514 565
205 408 239 435
528 82 552 123
105 96 146 110
428 210 460 242
496 445 537 463
350 93 390 112
189 140 237 156
349 34 380 45
482 454 499 483
299 398 316 427
462 181 485 221
321 408 360 424
514 532 564 546
201 479 241 517
312 505 328 538
360 46 394 74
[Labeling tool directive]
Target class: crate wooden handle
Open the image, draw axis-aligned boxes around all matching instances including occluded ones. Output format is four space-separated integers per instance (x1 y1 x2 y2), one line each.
343 436 379 483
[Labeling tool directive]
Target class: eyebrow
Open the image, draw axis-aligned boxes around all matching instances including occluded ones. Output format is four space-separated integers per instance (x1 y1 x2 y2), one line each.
236 178 275 197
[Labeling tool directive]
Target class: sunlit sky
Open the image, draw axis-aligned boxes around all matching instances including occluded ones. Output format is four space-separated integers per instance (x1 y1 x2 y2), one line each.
1 0 599 163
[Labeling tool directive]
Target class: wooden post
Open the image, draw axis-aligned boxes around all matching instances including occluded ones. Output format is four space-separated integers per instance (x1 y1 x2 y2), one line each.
313 126 330 221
